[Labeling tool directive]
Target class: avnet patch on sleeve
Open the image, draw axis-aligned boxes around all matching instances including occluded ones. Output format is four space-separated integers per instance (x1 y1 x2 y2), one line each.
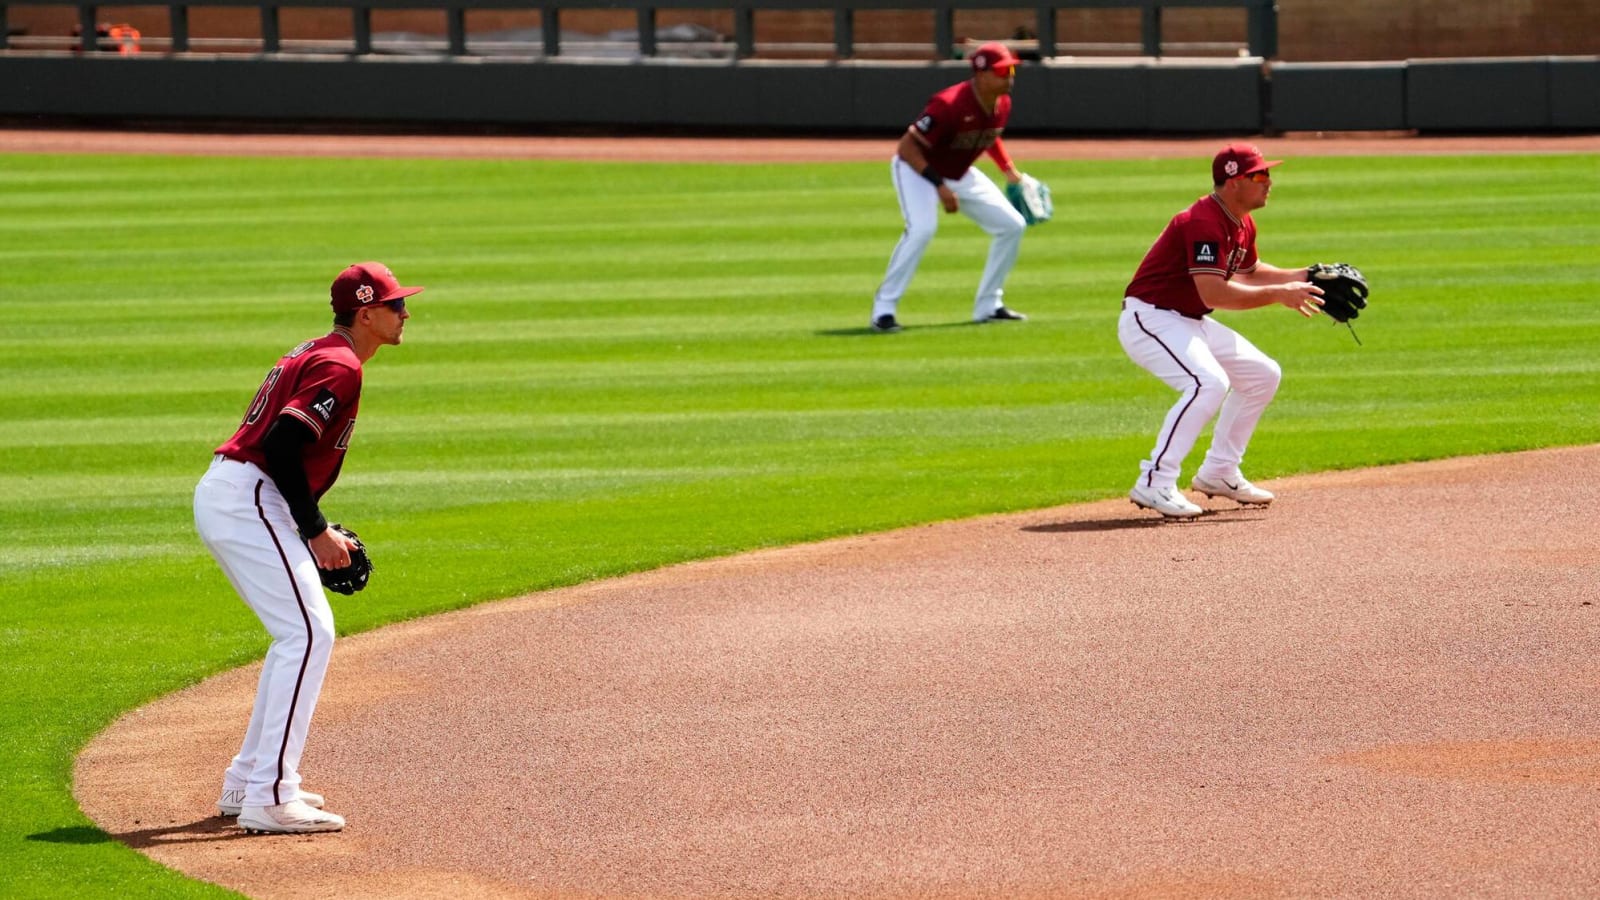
310 388 339 424
1192 242 1219 266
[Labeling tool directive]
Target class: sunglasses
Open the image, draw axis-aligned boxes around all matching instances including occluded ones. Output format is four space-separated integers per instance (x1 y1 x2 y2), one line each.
380 298 407 313
1245 171 1272 183
993 64 1017 78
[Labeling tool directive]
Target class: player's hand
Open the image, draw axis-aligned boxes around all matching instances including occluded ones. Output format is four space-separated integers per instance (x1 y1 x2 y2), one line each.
938 185 959 213
1277 281 1325 318
308 526 355 570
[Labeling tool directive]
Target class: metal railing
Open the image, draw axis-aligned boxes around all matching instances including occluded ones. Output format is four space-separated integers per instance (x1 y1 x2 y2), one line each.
0 0 1278 60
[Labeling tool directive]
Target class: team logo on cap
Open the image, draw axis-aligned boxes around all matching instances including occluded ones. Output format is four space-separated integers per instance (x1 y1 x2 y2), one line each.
1224 160 1239 177
356 284 374 304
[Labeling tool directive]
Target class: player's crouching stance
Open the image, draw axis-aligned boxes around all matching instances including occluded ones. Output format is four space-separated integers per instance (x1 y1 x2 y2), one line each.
1119 144 1330 519
194 262 423 832
868 42 1036 332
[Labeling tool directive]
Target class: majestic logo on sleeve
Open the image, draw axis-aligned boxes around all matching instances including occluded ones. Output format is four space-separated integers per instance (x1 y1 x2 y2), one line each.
1193 242 1218 265
311 388 339 423
914 114 935 135
1229 245 1249 273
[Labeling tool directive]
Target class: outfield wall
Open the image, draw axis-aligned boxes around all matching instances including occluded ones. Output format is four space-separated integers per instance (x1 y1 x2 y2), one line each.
2 54 1597 133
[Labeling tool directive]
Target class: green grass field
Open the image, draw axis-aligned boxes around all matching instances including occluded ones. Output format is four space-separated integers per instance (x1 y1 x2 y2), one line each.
2 149 1597 897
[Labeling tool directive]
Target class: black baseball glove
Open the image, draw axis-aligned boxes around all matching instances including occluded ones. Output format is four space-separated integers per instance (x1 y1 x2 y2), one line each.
1307 262 1369 323
318 523 372 595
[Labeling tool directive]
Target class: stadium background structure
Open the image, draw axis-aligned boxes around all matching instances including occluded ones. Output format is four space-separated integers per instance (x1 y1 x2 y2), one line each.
2 0 1599 132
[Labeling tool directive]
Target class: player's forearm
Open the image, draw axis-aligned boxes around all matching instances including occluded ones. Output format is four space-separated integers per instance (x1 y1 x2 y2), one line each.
1205 287 1279 310
985 138 1020 181
1197 271 1323 317
1196 275 1296 311
1236 261 1310 283
898 132 955 203
896 131 930 171
262 417 329 540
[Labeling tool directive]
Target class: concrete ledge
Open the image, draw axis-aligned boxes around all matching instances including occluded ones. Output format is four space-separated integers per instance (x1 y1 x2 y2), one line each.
1269 61 1405 131
1407 56 1550 131
0 53 1592 133
1549 56 1600 129
1023 57 1261 133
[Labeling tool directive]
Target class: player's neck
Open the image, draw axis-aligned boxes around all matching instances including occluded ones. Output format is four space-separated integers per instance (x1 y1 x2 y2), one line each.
1211 190 1250 222
332 325 381 363
971 78 1001 112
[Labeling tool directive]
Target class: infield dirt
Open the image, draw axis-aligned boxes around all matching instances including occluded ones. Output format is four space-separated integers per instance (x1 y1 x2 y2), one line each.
75 446 1600 899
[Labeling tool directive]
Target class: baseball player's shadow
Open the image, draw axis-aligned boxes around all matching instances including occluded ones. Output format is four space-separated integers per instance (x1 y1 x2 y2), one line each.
1023 509 1268 533
816 321 985 337
30 817 254 849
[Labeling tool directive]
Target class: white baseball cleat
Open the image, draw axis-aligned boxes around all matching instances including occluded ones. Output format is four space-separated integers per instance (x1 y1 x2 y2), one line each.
217 788 325 817
1129 484 1203 519
238 800 345 834
1191 473 1275 506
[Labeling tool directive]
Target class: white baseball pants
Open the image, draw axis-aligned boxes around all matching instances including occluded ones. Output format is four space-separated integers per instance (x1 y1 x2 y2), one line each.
194 456 335 808
1118 297 1282 489
872 155 1027 321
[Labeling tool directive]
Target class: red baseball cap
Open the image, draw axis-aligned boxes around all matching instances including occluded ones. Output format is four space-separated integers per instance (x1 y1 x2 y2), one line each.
969 42 1020 73
330 261 424 315
1212 142 1282 183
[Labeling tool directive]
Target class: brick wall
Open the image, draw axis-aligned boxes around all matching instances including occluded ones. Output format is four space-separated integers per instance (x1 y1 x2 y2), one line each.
7 0 1596 61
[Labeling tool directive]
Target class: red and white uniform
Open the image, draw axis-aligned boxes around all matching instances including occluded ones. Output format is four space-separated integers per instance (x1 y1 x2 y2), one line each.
916 80 1013 180
194 331 363 809
1118 193 1282 490
215 333 362 497
872 80 1027 322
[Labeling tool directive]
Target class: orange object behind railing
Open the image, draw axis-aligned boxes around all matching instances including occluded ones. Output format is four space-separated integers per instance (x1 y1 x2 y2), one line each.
70 21 140 54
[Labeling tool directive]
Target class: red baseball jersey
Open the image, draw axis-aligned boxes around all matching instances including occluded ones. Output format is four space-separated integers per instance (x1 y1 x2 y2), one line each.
215 332 363 499
909 80 1012 180
1124 193 1260 318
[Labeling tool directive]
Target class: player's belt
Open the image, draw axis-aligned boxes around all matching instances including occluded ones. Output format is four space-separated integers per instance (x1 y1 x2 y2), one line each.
1123 297 1204 321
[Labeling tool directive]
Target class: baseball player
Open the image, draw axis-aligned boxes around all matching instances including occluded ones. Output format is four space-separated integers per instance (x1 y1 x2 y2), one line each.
1120 143 1327 518
194 261 422 833
869 41 1031 332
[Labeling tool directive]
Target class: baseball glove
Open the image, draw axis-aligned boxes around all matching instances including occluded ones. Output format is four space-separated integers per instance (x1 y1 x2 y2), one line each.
318 523 372 595
1307 262 1369 323
1004 173 1053 225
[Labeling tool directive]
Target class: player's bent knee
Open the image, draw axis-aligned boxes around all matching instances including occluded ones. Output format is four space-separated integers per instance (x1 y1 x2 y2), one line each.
1196 373 1232 398
991 216 1026 239
310 614 336 645
1184 378 1229 417
302 629 335 671
1239 358 1282 396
